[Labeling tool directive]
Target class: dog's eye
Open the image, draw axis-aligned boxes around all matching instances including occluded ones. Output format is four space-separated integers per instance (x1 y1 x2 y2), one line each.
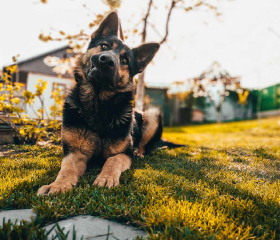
101 44 108 50
120 58 129 64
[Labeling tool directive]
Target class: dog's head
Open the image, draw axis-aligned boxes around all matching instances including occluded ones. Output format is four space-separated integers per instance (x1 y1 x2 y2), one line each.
76 12 159 91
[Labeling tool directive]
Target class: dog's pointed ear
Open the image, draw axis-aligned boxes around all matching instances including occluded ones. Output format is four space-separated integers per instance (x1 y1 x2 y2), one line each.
119 21 124 41
133 43 160 73
91 12 119 39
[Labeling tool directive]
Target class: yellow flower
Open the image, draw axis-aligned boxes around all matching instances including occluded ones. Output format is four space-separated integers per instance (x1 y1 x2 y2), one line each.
12 98 20 104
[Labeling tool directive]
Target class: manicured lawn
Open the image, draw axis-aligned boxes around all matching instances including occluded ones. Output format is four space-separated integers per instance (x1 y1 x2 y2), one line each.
1 117 280 239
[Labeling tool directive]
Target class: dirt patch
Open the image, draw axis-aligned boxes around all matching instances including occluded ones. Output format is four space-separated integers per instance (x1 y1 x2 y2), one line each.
0 145 24 157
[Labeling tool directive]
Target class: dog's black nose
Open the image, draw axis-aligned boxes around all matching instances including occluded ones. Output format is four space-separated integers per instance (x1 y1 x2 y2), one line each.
99 54 115 68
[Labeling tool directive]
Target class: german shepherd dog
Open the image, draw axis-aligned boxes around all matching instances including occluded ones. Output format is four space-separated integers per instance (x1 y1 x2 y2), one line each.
37 12 162 195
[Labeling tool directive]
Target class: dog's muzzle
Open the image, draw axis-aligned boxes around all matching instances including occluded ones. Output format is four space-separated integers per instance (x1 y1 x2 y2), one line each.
87 53 119 88
89 54 115 73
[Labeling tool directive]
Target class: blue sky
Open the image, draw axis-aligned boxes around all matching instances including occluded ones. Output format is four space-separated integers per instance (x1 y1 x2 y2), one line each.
1 0 280 89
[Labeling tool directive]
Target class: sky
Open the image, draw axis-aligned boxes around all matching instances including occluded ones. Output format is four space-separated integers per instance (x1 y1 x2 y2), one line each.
0 0 280 89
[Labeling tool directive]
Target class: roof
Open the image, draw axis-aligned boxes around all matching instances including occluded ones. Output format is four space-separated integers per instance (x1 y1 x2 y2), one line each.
3 44 69 68
145 82 169 90
260 83 280 90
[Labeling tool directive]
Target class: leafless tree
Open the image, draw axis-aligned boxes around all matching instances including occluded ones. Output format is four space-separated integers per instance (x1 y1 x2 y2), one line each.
191 62 241 123
135 0 221 111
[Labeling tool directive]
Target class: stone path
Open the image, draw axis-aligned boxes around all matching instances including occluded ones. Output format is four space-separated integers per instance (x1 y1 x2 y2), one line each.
0 209 146 239
45 215 146 240
0 209 36 226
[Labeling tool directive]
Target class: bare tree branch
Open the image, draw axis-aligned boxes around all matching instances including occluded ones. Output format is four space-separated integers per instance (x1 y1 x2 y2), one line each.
142 0 153 42
268 27 280 39
135 0 153 111
160 0 178 44
147 21 163 39
160 0 220 44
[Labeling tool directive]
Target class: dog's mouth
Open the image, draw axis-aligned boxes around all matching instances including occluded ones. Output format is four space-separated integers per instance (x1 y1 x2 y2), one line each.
89 62 96 72
87 63 97 79
86 62 116 89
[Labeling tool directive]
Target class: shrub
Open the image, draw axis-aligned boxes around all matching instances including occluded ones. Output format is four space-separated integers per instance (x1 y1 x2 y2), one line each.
0 65 65 144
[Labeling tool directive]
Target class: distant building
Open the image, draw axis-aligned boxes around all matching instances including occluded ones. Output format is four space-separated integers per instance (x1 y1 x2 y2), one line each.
145 83 205 126
192 109 204 123
252 84 280 117
144 84 170 126
2 45 75 118
164 62 258 124
203 91 255 122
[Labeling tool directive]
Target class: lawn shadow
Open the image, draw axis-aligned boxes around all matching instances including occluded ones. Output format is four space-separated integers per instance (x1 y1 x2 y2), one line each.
1 144 280 238
134 148 280 238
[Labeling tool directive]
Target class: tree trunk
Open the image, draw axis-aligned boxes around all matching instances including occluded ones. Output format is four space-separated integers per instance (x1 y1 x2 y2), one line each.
135 0 152 112
216 97 224 124
257 89 262 126
217 110 221 124
135 0 177 111
135 71 145 111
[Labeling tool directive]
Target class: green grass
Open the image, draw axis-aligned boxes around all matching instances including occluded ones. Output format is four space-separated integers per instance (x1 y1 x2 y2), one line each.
1 117 280 239
0 218 80 240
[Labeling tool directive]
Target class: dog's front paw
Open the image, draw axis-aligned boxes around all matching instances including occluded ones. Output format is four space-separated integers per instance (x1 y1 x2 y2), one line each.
37 182 74 196
93 172 120 188
134 151 144 159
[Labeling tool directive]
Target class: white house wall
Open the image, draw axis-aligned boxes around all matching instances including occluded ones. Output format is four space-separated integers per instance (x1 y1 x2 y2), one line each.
26 73 75 118
204 104 217 122
204 97 253 122
221 101 235 121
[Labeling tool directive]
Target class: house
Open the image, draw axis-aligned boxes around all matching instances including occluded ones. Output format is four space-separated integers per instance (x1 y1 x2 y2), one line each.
252 84 280 117
203 91 255 122
192 109 204 123
144 83 205 126
144 83 170 126
2 45 76 118
165 61 260 124
166 92 206 125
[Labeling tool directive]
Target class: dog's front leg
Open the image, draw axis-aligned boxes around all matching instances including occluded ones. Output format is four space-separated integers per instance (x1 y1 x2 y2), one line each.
37 152 88 195
93 153 131 187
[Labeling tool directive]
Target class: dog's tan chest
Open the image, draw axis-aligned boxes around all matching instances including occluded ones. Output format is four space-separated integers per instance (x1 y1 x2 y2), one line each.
62 127 101 158
62 127 133 159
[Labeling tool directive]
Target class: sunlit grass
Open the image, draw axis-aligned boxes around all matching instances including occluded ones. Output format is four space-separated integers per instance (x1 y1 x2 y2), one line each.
0 116 280 239
163 116 280 148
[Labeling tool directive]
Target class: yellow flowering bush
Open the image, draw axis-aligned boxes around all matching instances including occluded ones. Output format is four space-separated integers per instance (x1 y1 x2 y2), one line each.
0 65 65 144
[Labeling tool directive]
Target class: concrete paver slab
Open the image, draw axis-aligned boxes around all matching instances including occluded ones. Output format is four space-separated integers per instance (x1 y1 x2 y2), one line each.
0 209 36 227
45 215 146 240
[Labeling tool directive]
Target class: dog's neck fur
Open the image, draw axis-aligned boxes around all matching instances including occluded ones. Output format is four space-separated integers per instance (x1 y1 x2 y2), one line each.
67 74 135 133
